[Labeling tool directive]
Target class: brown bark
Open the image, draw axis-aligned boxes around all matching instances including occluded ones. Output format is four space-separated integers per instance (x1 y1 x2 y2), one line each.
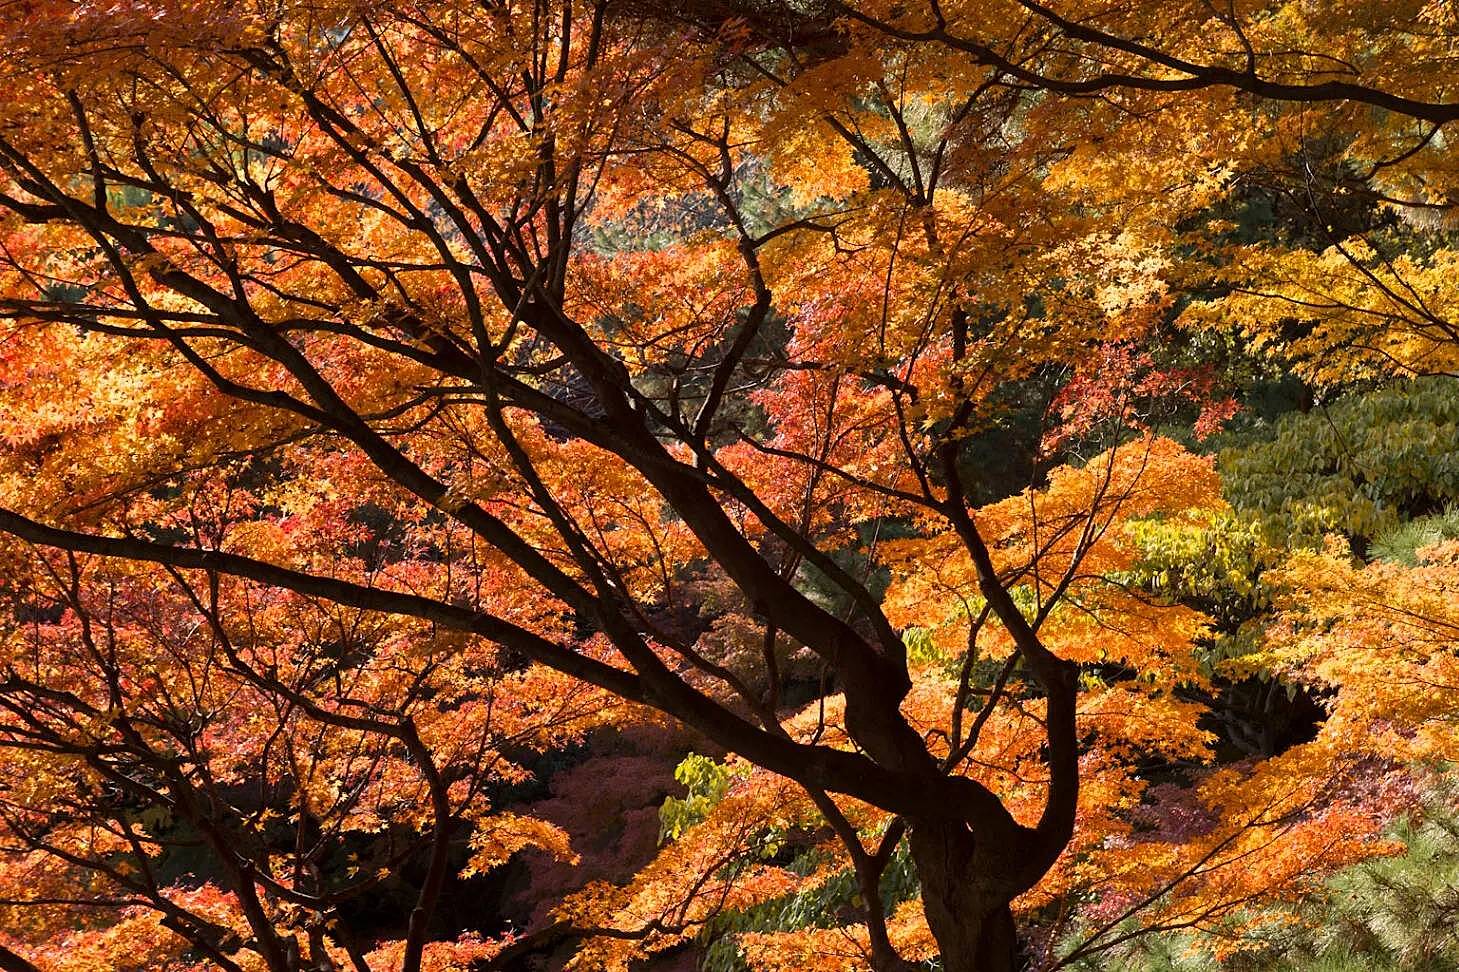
907 820 1023 972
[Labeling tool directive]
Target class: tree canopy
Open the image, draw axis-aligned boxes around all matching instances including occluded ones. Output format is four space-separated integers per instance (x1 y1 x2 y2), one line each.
1 2 1458 971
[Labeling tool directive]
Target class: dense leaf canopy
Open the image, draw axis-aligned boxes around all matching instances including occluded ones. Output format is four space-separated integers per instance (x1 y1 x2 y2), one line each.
0 2 1458 971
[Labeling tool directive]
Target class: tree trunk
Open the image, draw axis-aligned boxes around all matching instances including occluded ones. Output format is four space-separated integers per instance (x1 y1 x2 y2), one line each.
907 820 1023 972
924 899 1019 972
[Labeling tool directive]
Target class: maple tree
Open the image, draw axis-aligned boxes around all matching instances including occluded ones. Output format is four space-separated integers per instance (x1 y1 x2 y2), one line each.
1 2 1458 971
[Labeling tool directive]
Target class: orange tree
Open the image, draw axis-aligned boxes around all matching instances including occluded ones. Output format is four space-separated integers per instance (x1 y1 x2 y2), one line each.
1 2 1457 971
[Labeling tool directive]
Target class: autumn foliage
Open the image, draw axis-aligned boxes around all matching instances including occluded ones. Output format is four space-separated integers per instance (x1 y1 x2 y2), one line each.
0 2 1458 971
